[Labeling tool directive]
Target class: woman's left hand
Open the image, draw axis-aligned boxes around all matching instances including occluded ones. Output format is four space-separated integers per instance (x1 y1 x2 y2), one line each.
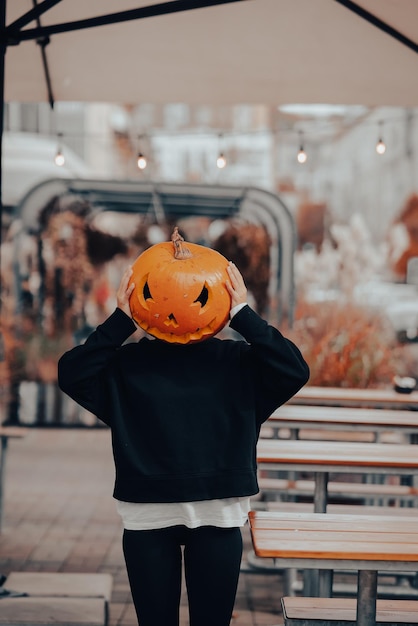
226 261 247 310
117 266 135 317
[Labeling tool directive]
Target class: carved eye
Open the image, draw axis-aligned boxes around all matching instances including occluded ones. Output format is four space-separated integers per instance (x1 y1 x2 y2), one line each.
143 280 152 300
194 285 209 307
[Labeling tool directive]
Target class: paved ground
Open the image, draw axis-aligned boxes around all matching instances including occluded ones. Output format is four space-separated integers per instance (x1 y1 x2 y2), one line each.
0 428 284 626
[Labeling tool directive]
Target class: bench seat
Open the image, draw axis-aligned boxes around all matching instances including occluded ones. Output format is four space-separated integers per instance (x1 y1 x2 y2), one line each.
0 572 113 626
282 596 418 625
4 572 113 601
0 596 107 626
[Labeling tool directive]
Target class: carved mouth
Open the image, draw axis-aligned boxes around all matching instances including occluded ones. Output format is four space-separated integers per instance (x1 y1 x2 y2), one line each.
139 316 220 343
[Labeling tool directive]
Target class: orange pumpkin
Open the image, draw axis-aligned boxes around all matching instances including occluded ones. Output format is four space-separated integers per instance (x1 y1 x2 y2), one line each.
129 227 231 344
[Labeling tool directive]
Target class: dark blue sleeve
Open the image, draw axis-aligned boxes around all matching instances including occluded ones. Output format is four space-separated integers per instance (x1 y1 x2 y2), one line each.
58 308 137 424
230 305 310 420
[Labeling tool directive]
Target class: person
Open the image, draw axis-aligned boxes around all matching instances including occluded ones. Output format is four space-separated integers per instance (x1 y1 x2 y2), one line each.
58 260 309 626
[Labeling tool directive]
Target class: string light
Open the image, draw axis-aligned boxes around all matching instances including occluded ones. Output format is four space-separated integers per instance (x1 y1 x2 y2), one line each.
43 111 408 172
54 133 65 167
136 134 148 170
137 152 147 170
297 131 307 164
376 139 386 155
216 152 227 169
376 122 386 155
216 133 227 169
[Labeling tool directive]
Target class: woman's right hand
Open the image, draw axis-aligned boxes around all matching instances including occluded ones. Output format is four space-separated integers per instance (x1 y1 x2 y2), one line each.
117 266 135 317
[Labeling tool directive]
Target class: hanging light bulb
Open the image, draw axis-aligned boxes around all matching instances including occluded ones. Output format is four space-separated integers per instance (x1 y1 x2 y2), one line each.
216 133 227 169
376 121 386 155
297 131 307 164
137 152 147 170
54 133 65 167
136 133 148 170
216 152 227 169
297 147 307 164
54 149 65 167
376 139 386 155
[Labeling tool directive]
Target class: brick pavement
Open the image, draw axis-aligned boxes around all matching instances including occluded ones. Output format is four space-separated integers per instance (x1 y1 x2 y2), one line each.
0 428 284 626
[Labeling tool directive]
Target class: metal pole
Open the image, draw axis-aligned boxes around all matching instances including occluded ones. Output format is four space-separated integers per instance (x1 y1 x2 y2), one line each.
357 569 377 626
0 436 7 531
0 0 6 371
314 471 328 513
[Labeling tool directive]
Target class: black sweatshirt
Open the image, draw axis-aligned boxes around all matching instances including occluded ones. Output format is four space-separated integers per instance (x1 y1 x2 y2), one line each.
58 305 309 503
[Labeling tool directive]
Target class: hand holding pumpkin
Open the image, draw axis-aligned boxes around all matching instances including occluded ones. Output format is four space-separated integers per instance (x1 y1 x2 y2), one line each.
117 266 135 317
226 262 247 309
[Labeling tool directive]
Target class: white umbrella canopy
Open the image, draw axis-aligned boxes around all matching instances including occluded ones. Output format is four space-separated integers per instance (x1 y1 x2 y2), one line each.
4 0 418 107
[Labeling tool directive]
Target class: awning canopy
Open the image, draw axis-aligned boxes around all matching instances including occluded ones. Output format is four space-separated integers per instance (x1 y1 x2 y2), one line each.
4 0 418 107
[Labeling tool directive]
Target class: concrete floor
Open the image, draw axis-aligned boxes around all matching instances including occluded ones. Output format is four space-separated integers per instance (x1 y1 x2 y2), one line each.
0 428 284 626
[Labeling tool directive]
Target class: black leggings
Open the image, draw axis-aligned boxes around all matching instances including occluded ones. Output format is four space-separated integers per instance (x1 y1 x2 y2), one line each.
123 525 243 626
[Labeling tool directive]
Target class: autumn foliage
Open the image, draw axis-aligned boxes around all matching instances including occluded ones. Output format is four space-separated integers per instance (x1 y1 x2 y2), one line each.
392 194 418 279
287 299 399 388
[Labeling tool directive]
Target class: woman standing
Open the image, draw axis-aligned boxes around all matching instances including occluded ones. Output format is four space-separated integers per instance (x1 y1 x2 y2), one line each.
58 260 309 626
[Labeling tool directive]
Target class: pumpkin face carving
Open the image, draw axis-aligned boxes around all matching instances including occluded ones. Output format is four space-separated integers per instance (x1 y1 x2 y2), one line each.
129 228 231 344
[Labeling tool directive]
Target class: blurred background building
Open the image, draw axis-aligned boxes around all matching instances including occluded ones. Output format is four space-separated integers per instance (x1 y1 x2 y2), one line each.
3 102 418 244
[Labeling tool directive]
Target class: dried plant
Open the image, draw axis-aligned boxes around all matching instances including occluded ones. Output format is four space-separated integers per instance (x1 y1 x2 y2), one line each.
287 299 401 388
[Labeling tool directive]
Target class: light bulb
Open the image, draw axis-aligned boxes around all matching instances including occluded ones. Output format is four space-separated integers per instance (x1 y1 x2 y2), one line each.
137 153 147 170
376 139 386 155
54 150 65 167
216 153 226 169
297 147 307 164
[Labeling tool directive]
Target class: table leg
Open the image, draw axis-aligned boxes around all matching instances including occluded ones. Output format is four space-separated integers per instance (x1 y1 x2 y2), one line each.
0 436 8 532
284 567 297 596
303 569 318 596
314 471 328 513
356 570 377 626
303 569 333 597
319 569 333 597
304 473 332 597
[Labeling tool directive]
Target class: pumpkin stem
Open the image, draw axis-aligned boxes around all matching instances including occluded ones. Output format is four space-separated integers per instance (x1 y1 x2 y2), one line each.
172 227 192 259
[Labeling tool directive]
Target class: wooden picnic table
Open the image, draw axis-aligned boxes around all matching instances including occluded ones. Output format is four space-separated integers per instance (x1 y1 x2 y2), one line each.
249 510 418 626
256 438 418 513
267 404 418 442
290 385 418 409
0 426 28 531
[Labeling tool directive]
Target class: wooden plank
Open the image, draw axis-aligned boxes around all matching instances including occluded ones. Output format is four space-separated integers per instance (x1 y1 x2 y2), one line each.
258 477 418 497
257 439 418 469
249 511 418 531
291 386 418 408
282 596 418 620
5 572 113 601
269 405 418 430
259 501 418 516
0 427 28 439
252 535 418 560
249 512 418 560
0 597 107 625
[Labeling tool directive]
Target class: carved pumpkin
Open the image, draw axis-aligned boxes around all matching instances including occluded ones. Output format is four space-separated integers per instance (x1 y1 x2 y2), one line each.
129 227 231 344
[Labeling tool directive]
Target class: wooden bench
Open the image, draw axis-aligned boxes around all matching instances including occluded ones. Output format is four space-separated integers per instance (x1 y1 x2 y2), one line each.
0 597 107 626
249 510 418 626
281 596 418 625
0 572 113 626
3 572 113 600
247 502 418 594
